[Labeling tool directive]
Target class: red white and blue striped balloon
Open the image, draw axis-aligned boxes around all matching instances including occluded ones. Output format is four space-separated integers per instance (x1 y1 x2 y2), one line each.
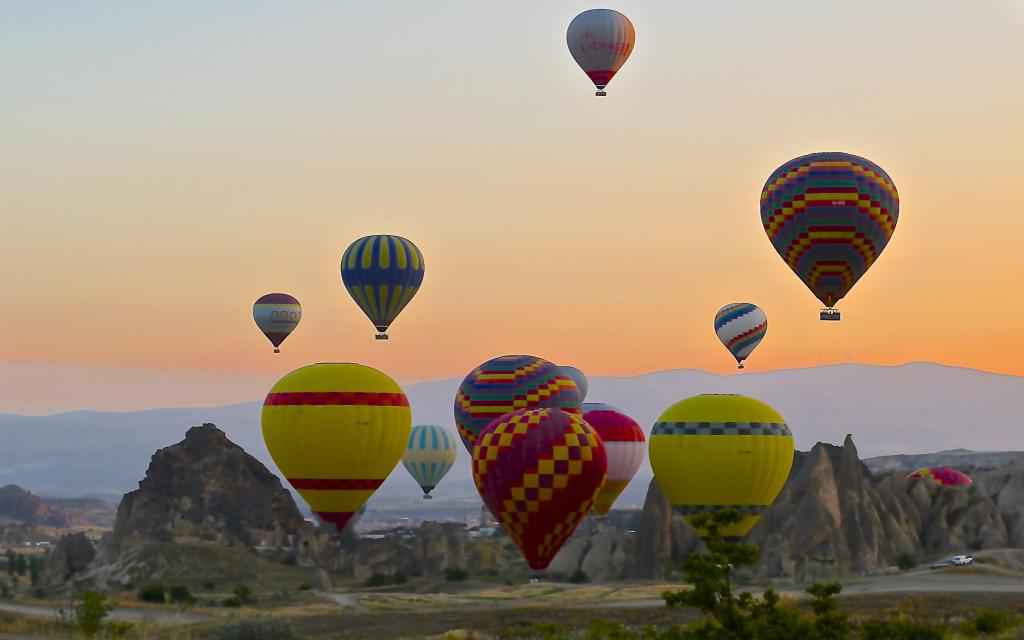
714 303 767 369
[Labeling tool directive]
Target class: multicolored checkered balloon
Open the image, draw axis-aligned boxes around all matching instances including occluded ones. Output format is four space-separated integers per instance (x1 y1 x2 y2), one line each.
760 152 899 314
454 355 581 453
472 408 607 571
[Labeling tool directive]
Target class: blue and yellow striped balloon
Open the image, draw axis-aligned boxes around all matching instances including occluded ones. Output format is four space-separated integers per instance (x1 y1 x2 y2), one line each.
401 424 458 499
340 235 425 340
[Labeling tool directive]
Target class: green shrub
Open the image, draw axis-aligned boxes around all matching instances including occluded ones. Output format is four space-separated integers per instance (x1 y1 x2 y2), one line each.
364 572 408 587
168 585 195 604
221 596 242 608
859 619 944 640
970 608 1015 634
896 553 917 571
568 569 590 584
75 591 112 637
202 581 216 591
232 584 254 604
445 568 469 582
136 584 166 604
298 582 312 591
210 619 299 640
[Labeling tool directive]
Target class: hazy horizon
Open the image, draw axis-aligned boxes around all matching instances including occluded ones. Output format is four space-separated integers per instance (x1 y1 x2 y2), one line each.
2 359 1022 416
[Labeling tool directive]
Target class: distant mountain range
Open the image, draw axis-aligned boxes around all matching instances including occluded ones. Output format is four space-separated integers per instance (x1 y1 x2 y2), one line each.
2 362 1022 512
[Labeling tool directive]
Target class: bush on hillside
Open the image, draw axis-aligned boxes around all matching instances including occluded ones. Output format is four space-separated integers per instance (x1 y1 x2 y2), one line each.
168 585 195 605
210 619 298 640
896 553 917 571
364 572 407 587
568 569 590 584
221 596 242 608
136 584 165 604
445 568 469 582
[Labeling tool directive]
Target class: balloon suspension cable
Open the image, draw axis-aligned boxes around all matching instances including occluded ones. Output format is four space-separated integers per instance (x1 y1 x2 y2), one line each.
274 348 280 354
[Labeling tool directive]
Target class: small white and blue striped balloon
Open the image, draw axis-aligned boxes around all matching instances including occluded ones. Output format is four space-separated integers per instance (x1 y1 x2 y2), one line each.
401 425 458 498
714 303 768 368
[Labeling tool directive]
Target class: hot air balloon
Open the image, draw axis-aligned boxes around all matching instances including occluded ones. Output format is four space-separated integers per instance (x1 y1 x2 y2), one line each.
714 303 767 369
760 152 899 321
561 366 589 403
261 363 411 533
454 355 582 453
472 408 607 571
908 467 972 487
402 425 458 499
649 394 794 541
340 235 425 340
253 293 301 353
567 9 635 96
582 403 645 516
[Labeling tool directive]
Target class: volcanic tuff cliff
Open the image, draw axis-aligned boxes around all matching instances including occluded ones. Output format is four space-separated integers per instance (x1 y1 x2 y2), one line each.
110 423 304 551
624 435 1024 581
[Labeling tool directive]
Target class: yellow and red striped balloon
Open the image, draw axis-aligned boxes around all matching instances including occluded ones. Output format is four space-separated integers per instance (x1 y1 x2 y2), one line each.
261 363 411 532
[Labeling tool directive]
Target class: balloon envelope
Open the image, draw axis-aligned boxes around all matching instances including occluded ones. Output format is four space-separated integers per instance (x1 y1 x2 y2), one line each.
261 363 411 533
472 408 607 571
340 235 425 339
582 403 645 515
714 303 767 368
649 394 794 540
567 9 635 95
455 355 582 453
760 152 899 310
908 467 972 487
402 425 458 498
561 366 589 403
253 293 301 352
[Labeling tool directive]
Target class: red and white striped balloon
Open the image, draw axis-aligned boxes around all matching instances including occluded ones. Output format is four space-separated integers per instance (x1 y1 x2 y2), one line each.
582 403 646 515
566 9 635 96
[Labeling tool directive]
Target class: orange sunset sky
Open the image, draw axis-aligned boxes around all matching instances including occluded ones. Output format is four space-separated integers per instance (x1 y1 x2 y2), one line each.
3 2 1024 412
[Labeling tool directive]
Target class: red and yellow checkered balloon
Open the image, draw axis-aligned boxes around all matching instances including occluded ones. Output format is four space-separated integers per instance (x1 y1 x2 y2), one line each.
472 408 607 571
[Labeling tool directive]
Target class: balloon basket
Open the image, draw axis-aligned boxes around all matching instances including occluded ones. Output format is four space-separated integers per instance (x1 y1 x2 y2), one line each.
737 363 744 370
819 308 841 322
595 90 607 96
423 494 432 500
375 333 389 340
273 348 280 354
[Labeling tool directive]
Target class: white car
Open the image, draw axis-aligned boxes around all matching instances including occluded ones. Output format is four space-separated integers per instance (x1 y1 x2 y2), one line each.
951 555 974 566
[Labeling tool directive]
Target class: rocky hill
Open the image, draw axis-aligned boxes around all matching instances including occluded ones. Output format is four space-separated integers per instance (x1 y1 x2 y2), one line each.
38 425 1024 591
623 435 1024 582
110 423 304 551
0 484 70 528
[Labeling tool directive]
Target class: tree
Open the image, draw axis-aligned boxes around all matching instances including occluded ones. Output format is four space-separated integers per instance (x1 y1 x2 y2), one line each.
661 510 851 640
13 554 27 577
28 556 42 586
5 550 15 576
75 591 113 637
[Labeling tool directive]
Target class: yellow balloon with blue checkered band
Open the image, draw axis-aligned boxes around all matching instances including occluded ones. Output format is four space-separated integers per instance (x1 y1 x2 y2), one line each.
649 394 794 541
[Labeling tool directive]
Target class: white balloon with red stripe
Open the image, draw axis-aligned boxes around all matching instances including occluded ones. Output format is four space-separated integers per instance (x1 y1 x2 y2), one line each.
566 9 636 96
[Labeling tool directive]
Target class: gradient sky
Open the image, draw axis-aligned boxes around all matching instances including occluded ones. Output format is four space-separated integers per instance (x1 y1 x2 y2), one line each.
3 1 1024 412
